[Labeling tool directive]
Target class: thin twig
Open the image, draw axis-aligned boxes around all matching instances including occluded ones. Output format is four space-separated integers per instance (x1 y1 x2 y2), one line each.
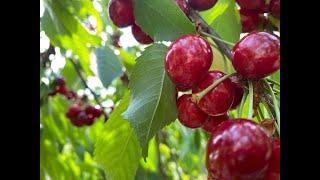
69 58 109 121
155 133 167 180
188 9 233 59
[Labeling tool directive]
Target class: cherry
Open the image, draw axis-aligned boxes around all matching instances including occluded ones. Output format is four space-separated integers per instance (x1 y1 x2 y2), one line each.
192 71 234 116
56 77 65 86
270 0 280 18
230 76 244 109
265 138 280 180
57 85 69 95
206 119 272 180
202 114 228 133
108 0 134 28
84 114 95 126
66 104 81 119
131 22 154 44
176 0 190 15
232 32 280 79
189 0 217 11
239 9 263 32
66 91 77 100
236 0 266 12
165 35 213 91
71 111 87 127
177 94 208 128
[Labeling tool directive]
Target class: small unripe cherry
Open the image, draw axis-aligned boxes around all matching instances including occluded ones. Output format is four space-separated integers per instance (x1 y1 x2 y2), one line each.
232 32 280 79
192 71 234 116
131 22 154 44
239 8 263 32
165 35 213 91
270 0 280 18
206 119 272 179
202 114 228 133
108 0 134 28
177 94 208 128
189 0 217 11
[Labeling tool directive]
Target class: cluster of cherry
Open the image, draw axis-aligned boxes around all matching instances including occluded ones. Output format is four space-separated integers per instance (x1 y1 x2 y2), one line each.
49 77 103 127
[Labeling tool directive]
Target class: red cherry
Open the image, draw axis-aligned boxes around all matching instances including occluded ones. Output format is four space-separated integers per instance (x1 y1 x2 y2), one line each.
57 85 69 95
206 119 272 180
240 9 263 32
66 91 77 100
270 0 280 18
66 104 81 119
177 94 208 128
56 77 65 86
230 76 244 109
175 0 190 15
108 0 134 28
192 71 234 116
71 111 87 127
165 35 213 91
202 114 228 133
236 0 266 12
85 105 103 118
232 32 280 79
131 22 154 44
189 0 217 11
84 114 95 126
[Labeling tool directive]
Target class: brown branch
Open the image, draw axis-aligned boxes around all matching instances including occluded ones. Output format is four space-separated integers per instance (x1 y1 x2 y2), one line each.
69 58 109 121
188 9 232 60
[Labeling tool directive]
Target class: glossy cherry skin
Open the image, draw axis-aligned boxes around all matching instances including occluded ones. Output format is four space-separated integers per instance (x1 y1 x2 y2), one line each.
232 32 280 79
202 114 228 133
189 0 217 11
206 119 272 180
131 22 154 44
240 9 263 32
108 0 134 28
176 0 190 15
265 138 280 180
192 71 234 116
66 104 81 119
236 0 266 12
270 0 280 18
165 35 213 91
177 94 208 128
230 76 244 109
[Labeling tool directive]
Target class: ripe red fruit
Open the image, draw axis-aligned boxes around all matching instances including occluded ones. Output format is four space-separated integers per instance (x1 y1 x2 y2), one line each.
206 119 272 180
108 0 134 28
131 22 154 44
165 35 213 91
176 0 190 15
177 94 208 128
202 114 228 133
66 104 81 119
239 9 263 32
270 0 280 18
232 32 280 79
70 111 87 127
57 85 68 95
192 71 234 116
85 105 103 118
56 77 65 86
66 91 77 100
236 0 266 12
84 115 95 126
230 76 244 109
265 138 280 180
189 0 217 11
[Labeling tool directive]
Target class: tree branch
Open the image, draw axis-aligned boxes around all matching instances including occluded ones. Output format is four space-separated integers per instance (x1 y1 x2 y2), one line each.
188 9 233 60
69 58 109 121
155 132 167 180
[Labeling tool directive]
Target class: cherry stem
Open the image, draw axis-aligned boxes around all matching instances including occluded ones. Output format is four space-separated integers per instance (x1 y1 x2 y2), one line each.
266 78 280 86
199 31 235 46
238 90 248 118
264 79 280 136
192 73 236 103
257 104 265 120
247 81 254 119
69 58 109 121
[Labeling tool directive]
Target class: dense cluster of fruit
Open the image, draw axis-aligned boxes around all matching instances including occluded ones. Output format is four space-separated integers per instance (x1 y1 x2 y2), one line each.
49 77 103 127
107 0 280 179
238 0 280 32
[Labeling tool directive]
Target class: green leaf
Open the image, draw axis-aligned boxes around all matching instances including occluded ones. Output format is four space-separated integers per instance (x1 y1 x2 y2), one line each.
41 0 102 75
94 46 123 88
134 0 196 41
119 49 136 75
201 0 241 43
123 44 178 158
94 92 141 180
